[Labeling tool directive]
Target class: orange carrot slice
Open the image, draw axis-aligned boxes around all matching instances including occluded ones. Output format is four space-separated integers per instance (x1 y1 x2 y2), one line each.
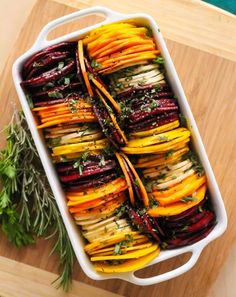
78 40 94 97
120 153 149 207
115 152 134 206
91 78 121 113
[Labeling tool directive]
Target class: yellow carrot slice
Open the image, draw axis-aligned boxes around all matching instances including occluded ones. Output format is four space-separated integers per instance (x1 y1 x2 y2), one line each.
155 176 206 206
91 244 158 261
130 120 180 138
37 115 96 129
127 128 190 148
148 184 207 217
94 249 160 273
52 138 108 155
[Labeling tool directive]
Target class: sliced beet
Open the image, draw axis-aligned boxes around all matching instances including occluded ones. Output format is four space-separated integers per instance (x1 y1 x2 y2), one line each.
128 111 179 131
21 60 76 88
93 104 118 148
130 105 178 124
164 224 215 249
84 57 106 87
59 160 116 182
174 211 215 236
166 197 208 223
126 206 145 229
26 51 71 79
22 42 76 76
165 209 207 229
142 213 161 243
32 82 81 99
65 173 116 191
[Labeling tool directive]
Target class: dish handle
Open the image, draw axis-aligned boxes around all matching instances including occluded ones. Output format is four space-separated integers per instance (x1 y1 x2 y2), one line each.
33 6 125 48
127 247 203 286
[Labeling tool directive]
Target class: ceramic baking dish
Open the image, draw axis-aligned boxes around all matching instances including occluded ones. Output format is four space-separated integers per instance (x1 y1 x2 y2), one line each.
12 6 227 285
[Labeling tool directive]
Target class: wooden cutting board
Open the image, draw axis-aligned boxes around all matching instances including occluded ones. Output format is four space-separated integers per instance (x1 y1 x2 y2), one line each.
0 0 236 296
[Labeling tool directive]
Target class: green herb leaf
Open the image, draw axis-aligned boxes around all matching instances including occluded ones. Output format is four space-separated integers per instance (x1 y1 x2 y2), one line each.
153 56 165 65
179 114 187 127
180 196 197 203
91 60 102 69
64 77 70 85
58 61 64 69
48 91 63 98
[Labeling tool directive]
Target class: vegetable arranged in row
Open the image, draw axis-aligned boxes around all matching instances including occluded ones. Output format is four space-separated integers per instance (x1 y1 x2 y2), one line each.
20 21 216 274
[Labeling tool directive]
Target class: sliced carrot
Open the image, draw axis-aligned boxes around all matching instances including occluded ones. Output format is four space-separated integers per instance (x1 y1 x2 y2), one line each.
72 195 126 218
115 152 134 206
67 178 127 205
40 111 94 123
155 176 206 206
121 137 190 154
93 38 155 59
67 177 124 197
78 40 93 97
101 50 160 67
96 44 156 63
37 115 96 129
69 192 126 213
121 153 149 207
83 23 136 46
148 184 207 217
94 249 160 273
91 78 121 113
87 27 148 52
99 54 159 75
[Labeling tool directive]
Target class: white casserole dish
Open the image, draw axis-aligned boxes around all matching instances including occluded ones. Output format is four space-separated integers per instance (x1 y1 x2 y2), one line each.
12 6 227 286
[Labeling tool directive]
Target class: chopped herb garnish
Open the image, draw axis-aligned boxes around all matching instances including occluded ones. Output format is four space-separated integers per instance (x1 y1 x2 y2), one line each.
48 91 63 98
161 242 168 249
179 114 187 127
153 56 165 65
180 196 197 203
73 159 84 175
99 155 106 167
68 98 78 113
58 61 64 69
198 205 203 212
91 60 102 69
181 225 188 231
158 135 169 141
149 198 159 208
88 73 94 80
26 94 34 108
64 77 70 85
149 99 158 109
134 178 140 188
165 150 174 159
146 26 153 37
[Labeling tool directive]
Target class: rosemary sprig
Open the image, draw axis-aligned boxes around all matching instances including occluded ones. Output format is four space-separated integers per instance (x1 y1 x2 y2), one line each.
0 111 75 291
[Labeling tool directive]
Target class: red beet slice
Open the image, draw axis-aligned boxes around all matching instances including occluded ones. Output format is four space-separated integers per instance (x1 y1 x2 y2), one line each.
164 224 215 249
21 60 75 88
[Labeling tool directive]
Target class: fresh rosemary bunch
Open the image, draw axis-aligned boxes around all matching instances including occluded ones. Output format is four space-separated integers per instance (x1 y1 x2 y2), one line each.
0 111 75 290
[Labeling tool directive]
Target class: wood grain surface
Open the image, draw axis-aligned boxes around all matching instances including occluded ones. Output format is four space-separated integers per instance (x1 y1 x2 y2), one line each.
0 0 236 296
0 256 123 297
